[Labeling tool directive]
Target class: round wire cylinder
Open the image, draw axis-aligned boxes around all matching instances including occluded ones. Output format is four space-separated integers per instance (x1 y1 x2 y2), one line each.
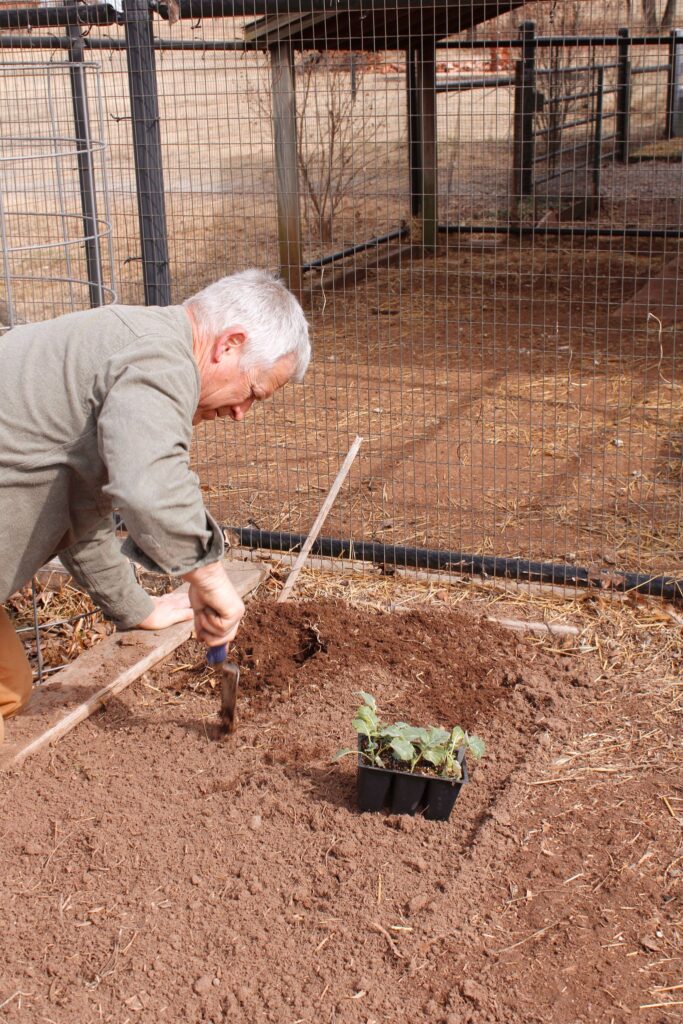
0 58 116 332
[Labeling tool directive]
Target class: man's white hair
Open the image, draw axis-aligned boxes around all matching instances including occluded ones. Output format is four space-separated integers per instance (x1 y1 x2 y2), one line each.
184 269 310 381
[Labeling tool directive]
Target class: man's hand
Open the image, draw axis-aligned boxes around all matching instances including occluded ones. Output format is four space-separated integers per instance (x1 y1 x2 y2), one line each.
183 562 245 647
136 589 194 631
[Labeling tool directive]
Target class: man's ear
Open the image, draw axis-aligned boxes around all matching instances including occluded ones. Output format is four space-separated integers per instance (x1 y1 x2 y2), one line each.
211 326 247 363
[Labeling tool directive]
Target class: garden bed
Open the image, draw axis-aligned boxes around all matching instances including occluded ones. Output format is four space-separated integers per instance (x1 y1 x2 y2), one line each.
1 596 681 1023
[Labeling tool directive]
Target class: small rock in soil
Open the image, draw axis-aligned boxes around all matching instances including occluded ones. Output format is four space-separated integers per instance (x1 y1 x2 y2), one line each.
193 975 213 996
460 978 487 1009
405 856 428 873
408 893 431 914
191 874 202 885
249 814 263 830
640 935 660 952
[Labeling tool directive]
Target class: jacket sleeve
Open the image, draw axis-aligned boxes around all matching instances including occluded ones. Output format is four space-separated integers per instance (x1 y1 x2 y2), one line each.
59 518 155 629
96 337 224 577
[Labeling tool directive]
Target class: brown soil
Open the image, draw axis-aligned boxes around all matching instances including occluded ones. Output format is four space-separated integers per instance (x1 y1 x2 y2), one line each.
2 597 680 1024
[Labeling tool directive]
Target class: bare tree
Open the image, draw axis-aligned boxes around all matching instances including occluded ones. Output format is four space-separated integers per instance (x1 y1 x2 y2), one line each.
295 54 378 245
642 0 677 30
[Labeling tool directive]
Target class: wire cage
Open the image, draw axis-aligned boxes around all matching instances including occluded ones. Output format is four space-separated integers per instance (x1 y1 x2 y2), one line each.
0 57 115 330
1 0 683 680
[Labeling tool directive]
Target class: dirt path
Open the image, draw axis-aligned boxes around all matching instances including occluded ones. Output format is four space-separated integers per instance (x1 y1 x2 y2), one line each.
1 598 680 1023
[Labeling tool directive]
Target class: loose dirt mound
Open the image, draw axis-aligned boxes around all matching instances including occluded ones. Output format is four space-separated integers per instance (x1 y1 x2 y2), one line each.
1 599 679 1024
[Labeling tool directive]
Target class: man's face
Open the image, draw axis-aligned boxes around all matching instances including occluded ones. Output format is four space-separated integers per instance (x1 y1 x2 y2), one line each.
193 345 295 426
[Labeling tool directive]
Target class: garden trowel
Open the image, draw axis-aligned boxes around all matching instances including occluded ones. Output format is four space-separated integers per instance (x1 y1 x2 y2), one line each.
207 643 240 735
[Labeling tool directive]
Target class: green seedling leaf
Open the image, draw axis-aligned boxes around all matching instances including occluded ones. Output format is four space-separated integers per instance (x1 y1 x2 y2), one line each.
356 690 377 711
352 717 371 738
390 737 416 762
421 746 447 767
422 726 450 746
466 733 486 760
402 725 431 743
333 748 357 761
449 726 465 749
379 723 405 739
354 705 378 731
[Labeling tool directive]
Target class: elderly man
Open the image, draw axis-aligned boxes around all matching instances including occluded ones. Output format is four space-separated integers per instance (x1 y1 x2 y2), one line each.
0 269 310 740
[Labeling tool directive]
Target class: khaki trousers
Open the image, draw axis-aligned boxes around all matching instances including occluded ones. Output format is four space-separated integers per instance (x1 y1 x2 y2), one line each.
0 606 33 742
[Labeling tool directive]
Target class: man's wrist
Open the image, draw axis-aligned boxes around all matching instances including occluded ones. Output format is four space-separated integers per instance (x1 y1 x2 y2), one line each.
182 560 226 589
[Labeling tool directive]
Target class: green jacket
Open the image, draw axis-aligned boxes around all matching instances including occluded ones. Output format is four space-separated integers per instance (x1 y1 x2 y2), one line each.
0 304 223 627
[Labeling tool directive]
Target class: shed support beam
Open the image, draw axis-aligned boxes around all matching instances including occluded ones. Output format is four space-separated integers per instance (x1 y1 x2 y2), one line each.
270 43 302 299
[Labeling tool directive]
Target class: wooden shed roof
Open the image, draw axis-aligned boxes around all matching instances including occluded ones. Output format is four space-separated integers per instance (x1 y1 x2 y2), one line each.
243 1 525 51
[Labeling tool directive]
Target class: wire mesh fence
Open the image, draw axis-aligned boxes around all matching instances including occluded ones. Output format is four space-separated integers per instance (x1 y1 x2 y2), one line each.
1 0 682 677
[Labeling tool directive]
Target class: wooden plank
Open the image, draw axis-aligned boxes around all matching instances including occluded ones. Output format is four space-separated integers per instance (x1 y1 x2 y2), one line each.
1 561 267 769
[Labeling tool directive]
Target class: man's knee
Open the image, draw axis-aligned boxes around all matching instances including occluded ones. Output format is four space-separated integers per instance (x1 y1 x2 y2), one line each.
0 605 33 719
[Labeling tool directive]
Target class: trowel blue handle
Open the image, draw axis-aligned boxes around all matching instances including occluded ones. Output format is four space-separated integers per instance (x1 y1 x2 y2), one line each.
207 643 227 666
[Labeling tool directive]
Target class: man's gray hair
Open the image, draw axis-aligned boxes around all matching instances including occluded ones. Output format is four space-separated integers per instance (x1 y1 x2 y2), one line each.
184 269 310 381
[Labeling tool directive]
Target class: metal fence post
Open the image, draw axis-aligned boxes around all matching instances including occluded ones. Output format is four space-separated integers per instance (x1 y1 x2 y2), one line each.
123 0 171 306
407 48 422 218
616 26 631 163
666 28 683 138
512 20 536 210
67 25 105 308
592 66 605 202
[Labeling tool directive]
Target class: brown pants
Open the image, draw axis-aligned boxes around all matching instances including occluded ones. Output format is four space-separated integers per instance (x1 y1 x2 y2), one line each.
0 606 33 741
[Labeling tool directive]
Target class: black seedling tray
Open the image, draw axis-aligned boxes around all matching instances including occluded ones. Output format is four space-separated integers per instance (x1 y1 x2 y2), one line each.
356 744 469 821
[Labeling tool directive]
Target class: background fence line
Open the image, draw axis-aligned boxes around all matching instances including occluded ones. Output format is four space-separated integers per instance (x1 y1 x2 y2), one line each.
1 1 682 678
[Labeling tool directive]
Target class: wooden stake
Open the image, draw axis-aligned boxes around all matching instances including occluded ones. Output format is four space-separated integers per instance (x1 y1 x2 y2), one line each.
278 436 363 603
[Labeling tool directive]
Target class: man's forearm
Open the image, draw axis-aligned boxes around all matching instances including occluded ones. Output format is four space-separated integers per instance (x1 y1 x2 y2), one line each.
60 519 154 629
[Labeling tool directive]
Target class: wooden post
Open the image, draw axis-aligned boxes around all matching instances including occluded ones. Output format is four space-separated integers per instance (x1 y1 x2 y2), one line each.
416 39 437 250
406 48 422 218
270 43 302 299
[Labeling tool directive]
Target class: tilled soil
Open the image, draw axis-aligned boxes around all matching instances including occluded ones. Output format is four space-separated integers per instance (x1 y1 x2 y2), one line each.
1 598 680 1024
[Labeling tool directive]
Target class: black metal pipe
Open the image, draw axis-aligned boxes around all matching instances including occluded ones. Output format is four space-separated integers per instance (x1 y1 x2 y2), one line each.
0 34 258 51
436 75 514 93
0 4 115 29
68 25 105 309
301 225 409 273
438 223 683 239
123 0 171 306
230 527 683 603
631 64 667 76
436 34 675 49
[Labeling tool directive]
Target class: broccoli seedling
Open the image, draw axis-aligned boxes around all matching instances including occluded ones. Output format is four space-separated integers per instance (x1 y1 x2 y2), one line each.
334 692 485 779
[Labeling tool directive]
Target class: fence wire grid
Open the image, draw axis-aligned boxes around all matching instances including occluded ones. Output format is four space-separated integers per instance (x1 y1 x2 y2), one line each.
1 0 683 676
